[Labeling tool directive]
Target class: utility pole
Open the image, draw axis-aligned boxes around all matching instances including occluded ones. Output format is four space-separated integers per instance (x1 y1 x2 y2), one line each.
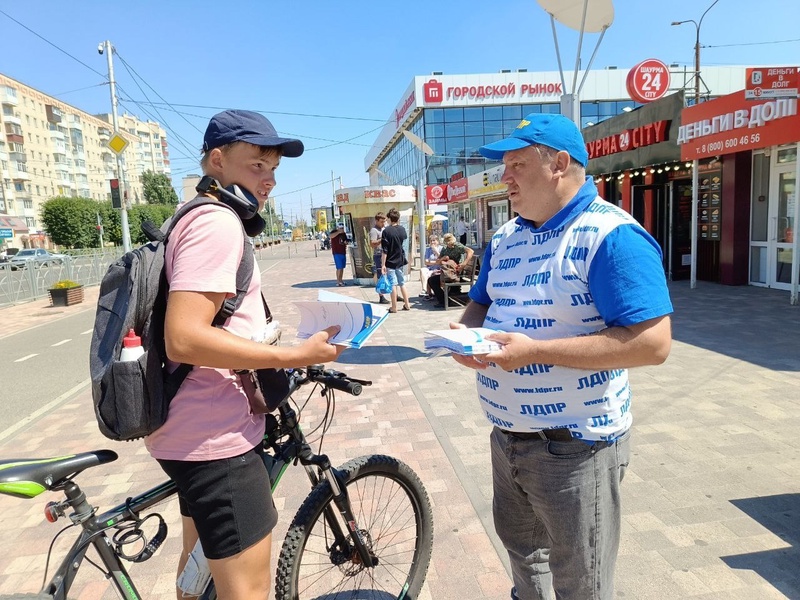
672 0 718 290
299 195 304 236
330 170 337 220
96 211 104 248
99 40 132 252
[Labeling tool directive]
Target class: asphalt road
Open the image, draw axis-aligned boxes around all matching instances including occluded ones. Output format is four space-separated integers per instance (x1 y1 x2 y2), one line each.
0 310 95 433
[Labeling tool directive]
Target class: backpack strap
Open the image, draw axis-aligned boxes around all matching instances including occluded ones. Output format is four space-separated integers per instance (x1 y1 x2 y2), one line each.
157 196 256 327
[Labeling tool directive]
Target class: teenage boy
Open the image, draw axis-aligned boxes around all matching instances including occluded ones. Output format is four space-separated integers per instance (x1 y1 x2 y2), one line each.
146 109 344 600
380 208 411 313
370 212 389 303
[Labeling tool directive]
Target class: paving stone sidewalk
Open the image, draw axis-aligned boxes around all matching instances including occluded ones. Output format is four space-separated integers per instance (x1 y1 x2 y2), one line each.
0 240 798 599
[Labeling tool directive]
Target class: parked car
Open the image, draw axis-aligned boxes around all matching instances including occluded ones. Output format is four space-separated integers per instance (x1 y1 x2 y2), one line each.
9 248 67 270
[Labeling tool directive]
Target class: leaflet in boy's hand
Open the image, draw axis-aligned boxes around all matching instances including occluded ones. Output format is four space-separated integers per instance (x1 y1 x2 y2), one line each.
295 291 389 349
424 327 503 356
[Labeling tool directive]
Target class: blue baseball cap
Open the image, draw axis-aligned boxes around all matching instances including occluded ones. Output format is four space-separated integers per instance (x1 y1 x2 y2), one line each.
203 109 304 157
479 113 588 167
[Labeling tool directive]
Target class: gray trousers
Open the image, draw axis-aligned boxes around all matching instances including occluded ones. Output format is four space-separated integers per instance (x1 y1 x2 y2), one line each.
490 427 630 600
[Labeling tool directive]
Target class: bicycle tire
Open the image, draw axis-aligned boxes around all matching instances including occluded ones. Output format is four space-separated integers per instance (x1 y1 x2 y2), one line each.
275 454 433 600
0 595 54 599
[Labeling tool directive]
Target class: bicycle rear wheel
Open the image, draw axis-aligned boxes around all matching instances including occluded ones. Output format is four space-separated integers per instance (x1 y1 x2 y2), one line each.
275 454 433 600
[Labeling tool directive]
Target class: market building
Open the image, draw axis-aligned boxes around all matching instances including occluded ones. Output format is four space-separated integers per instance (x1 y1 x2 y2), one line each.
364 67 746 251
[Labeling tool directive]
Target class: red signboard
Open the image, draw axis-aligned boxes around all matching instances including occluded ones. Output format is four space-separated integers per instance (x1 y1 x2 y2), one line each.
425 179 468 204
586 120 670 159
745 67 798 100
678 90 800 161
426 184 448 205
424 79 443 103
626 59 671 103
447 178 469 203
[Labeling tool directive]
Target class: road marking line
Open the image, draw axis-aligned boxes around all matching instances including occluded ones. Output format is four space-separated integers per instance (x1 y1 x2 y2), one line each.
14 354 37 362
0 380 91 443
52 339 72 347
81 329 93 335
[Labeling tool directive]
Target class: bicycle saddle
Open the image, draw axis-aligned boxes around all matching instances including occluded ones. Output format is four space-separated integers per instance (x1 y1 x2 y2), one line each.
0 450 118 499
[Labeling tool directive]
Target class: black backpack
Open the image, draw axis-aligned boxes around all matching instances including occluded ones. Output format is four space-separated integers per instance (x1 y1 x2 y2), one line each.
89 198 254 441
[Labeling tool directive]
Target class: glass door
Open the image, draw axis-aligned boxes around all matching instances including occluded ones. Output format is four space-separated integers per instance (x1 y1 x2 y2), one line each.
750 146 797 289
772 167 795 289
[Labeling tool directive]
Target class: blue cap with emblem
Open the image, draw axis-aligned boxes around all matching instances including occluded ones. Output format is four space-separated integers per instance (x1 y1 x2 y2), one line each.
479 113 588 167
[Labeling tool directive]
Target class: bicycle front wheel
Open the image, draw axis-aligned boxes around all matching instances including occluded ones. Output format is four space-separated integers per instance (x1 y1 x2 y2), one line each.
275 455 433 600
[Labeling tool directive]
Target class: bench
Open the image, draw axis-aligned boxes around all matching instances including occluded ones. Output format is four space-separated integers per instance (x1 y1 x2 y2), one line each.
443 254 479 310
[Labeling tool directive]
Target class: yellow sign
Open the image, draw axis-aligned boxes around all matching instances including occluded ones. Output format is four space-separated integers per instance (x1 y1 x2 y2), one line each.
107 134 129 155
317 209 327 231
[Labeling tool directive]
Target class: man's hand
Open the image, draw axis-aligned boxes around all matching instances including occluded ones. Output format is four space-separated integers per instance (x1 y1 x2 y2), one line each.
448 321 488 370
483 332 537 371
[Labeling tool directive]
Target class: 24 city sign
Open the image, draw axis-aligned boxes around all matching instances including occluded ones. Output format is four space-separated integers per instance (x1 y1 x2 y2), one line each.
626 59 671 103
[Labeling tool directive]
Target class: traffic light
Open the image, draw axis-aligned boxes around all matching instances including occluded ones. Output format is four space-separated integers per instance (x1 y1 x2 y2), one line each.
110 179 121 209
482 172 489 187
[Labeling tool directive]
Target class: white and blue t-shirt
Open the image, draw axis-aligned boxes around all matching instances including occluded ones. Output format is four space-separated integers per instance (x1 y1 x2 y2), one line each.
469 178 673 442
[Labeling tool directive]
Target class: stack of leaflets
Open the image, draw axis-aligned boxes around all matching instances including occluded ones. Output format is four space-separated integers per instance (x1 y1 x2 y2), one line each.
424 327 502 356
295 290 390 349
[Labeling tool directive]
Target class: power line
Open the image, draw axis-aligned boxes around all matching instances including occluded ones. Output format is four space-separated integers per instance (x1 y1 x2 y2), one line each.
113 68 199 161
53 82 108 97
0 8 106 79
703 38 800 49
118 100 388 122
114 53 205 135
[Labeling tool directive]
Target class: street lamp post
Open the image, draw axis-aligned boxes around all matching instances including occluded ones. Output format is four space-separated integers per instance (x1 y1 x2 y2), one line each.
401 130 434 272
672 0 718 289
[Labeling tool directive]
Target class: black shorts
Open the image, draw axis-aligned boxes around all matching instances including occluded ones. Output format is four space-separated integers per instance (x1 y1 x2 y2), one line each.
157 445 278 560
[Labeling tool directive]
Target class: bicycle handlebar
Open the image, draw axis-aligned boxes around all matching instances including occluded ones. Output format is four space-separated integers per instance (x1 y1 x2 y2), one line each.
292 365 372 397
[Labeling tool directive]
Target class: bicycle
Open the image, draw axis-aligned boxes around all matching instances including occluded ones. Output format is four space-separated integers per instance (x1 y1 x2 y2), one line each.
0 365 434 600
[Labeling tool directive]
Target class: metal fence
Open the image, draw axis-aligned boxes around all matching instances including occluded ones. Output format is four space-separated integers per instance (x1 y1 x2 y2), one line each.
0 239 290 309
0 249 122 308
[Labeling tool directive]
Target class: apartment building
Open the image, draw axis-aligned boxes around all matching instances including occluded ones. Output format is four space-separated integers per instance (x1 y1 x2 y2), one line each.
0 73 171 250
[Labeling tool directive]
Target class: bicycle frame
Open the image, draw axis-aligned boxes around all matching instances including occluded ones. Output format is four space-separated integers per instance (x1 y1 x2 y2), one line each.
40 480 175 600
35 368 376 598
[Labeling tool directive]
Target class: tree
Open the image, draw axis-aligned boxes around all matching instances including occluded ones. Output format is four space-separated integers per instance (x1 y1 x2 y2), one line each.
142 170 178 205
40 196 103 248
40 197 174 248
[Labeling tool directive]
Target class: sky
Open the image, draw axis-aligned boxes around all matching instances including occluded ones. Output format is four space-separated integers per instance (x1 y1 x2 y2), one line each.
0 0 798 224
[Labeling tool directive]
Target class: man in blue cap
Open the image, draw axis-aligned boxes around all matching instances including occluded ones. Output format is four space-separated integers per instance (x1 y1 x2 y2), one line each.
149 109 343 600
450 113 673 600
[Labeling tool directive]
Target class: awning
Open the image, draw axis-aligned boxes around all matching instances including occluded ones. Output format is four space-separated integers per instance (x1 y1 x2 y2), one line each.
0 216 28 231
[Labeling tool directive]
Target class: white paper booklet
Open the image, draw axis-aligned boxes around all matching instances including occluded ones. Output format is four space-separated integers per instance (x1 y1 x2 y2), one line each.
295 290 390 349
424 327 502 356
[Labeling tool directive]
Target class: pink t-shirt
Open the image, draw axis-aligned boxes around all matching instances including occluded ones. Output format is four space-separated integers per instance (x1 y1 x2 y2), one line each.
145 204 266 461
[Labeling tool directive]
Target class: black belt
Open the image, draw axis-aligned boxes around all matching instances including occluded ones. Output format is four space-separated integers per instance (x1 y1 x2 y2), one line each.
500 428 575 442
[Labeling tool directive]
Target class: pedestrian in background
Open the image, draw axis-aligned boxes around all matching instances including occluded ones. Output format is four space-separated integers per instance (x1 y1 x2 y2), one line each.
428 233 473 308
452 113 673 600
420 235 442 300
329 221 348 286
380 208 411 313
455 215 468 245
369 212 389 304
148 109 344 600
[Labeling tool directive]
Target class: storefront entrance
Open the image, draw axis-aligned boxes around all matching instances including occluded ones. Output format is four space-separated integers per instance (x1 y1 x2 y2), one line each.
632 183 671 276
750 147 797 290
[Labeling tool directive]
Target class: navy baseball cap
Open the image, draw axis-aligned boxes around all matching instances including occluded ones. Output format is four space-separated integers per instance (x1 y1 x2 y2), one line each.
203 109 304 157
479 113 588 167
